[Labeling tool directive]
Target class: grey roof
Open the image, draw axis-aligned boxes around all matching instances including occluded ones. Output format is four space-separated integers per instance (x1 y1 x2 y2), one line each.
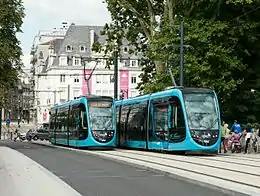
47 24 141 69
57 25 106 57
54 39 64 54
40 38 64 72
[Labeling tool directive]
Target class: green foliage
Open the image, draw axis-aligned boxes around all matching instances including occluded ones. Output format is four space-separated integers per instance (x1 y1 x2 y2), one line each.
0 0 24 106
102 0 260 123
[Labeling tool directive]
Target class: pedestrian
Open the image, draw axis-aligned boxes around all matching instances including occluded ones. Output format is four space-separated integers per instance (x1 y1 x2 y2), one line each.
231 120 242 134
219 121 227 153
14 125 21 142
244 127 253 154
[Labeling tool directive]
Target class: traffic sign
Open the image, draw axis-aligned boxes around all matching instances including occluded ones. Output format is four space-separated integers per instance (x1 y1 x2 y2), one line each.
6 119 10 125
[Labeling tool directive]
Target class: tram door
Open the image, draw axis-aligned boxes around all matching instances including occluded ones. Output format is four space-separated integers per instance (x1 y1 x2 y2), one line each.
116 106 121 147
148 98 169 150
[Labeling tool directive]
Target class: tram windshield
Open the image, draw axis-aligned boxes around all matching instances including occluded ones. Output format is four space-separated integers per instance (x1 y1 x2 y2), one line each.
88 100 114 131
183 92 219 130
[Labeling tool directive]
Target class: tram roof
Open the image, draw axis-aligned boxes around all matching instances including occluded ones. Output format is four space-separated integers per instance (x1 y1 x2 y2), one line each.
116 87 214 105
52 95 113 109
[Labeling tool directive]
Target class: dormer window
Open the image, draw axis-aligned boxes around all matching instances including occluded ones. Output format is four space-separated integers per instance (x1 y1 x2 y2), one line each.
66 45 72 52
80 45 85 52
124 47 128 53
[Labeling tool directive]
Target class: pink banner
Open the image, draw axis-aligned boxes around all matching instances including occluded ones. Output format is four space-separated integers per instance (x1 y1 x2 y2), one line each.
119 70 129 99
43 109 47 121
82 69 92 95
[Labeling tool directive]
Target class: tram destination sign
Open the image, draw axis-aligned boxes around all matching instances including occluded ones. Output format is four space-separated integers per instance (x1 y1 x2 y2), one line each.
89 101 112 108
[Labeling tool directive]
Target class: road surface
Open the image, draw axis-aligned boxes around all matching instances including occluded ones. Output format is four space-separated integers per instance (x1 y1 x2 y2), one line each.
0 141 233 196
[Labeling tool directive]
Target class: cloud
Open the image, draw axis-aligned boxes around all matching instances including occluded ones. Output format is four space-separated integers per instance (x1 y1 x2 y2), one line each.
23 0 111 25
20 0 111 67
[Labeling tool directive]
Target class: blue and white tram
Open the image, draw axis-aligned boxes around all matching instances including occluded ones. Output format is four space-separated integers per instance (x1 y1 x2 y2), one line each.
115 87 221 153
49 95 116 148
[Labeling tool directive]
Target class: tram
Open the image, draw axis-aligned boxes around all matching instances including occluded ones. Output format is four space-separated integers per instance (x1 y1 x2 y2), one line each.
49 95 116 148
115 87 221 153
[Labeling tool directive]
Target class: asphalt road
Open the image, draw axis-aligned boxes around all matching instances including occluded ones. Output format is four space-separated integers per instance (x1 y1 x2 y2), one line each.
0 141 232 196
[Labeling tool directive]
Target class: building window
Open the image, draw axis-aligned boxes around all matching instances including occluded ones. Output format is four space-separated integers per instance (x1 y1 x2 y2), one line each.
131 76 137 84
73 90 80 98
124 47 128 53
60 74 65 83
96 90 101 95
74 76 79 83
66 45 72 52
124 60 130 67
102 90 108 95
49 47 54 54
109 90 114 96
74 58 80 66
131 90 138 97
103 75 108 84
60 99 66 103
80 46 85 52
110 75 114 83
131 60 137 67
59 57 67 66
96 75 102 84
60 88 66 100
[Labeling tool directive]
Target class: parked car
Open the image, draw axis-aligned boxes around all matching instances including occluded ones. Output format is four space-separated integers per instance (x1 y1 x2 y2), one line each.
32 129 50 141
19 129 37 141
26 129 36 141
19 132 27 141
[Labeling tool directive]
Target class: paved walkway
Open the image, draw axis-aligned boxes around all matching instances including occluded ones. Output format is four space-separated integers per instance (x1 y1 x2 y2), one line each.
32 140 260 196
0 146 81 196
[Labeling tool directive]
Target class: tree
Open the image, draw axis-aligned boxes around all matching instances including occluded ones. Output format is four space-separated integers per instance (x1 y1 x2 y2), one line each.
100 0 187 73
101 0 260 123
0 0 25 107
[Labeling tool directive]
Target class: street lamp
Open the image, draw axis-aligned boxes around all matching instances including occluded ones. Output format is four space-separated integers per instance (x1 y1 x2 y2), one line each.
179 15 184 87
17 84 23 125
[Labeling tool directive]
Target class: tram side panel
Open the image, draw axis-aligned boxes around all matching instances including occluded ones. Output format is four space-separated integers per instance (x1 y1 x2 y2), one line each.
116 94 188 151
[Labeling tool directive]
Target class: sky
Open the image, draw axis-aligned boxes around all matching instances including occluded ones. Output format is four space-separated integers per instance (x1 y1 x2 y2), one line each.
18 0 111 70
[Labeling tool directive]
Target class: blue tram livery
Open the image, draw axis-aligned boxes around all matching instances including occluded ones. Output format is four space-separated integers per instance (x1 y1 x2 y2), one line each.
115 87 221 153
49 95 116 148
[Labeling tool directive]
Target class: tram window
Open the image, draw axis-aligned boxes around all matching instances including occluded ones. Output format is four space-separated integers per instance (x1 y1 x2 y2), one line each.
151 96 186 142
80 111 88 129
126 102 147 141
56 111 62 131
120 106 130 141
49 112 55 129
168 97 186 143
69 106 80 139
61 109 68 133
79 104 88 129
153 104 169 141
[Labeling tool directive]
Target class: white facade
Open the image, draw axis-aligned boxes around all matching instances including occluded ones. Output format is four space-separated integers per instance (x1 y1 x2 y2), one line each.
30 24 143 124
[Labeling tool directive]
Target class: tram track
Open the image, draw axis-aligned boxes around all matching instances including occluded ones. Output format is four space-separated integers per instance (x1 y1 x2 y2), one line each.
91 149 260 193
115 149 260 167
217 154 260 161
197 156 260 168
113 149 260 176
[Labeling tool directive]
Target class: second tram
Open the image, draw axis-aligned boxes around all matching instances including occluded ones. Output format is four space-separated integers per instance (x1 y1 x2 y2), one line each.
49 95 116 148
115 87 221 153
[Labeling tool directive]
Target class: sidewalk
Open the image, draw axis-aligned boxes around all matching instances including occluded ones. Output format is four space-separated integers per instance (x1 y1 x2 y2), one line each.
32 140 260 196
0 146 81 196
